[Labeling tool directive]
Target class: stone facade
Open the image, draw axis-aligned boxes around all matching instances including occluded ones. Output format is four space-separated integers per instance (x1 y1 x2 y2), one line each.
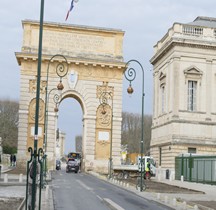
56 131 65 160
150 17 216 171
15 20 125 173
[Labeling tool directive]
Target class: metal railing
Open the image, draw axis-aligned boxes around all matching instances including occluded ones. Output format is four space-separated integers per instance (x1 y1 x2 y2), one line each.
175 154 216 185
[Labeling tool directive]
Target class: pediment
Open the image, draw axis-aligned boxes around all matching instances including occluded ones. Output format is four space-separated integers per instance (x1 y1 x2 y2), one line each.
184 66 203 76
159 72 166 80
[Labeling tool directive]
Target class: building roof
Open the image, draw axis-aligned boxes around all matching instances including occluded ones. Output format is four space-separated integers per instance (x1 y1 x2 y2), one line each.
187 16 216 28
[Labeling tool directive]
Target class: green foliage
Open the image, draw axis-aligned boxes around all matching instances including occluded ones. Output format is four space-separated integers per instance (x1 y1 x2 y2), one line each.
2 145 17 154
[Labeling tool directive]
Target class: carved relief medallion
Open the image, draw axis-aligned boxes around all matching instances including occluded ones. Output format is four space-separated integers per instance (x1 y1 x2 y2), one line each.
97 105 111 127
29 98 45 122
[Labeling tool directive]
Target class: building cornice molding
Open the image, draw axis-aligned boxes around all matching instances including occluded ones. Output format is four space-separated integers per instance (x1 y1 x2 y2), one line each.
150 38 216 65
22 19 125 35
152 116 216 129
15 52 126 70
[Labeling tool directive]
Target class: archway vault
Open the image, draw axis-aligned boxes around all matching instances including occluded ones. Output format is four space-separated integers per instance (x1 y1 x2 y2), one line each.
16 20 126 174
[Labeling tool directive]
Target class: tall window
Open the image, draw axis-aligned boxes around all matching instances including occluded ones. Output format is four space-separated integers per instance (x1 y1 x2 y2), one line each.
161 86 165 113
188 80 197 111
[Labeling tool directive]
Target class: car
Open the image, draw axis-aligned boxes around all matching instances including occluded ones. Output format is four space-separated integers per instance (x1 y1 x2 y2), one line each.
56 160 61 170
66 158 79 173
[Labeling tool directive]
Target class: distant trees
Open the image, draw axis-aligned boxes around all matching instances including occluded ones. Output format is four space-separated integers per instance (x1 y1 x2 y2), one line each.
121 112 152 155
75 135 82 153
0 99 19 154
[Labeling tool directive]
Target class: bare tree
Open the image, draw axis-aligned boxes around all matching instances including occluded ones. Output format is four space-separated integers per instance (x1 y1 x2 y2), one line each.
75 135 82 153
0 99 19 148
121 112 152 155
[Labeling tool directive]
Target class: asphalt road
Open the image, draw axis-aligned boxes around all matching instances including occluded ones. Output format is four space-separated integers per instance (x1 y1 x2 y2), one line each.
51 169 173 210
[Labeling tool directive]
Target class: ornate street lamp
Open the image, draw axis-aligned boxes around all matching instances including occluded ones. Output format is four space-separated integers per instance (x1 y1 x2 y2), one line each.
43 54 68 175
25 1 45 210
124 59 145 191
99 91 113 179
41 89 61 188
25 0 68 208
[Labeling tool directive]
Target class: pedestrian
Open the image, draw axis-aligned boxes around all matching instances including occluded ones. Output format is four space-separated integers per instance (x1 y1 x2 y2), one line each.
10 154 13 166
28 161 40 210
13 155 16 167
145 160 151 180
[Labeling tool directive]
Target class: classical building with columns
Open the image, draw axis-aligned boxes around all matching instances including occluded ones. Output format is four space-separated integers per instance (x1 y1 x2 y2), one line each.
150 16 216 171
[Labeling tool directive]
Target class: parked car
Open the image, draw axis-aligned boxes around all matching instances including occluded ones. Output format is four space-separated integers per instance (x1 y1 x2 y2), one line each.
56 160 61 170
66 158 79 173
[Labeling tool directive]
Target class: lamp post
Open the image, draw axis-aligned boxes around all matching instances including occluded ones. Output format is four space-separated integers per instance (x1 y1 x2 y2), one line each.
26 0 68 208
26 1 44 209
99 91 113 179
41 88 62 188
124 59 145 192
43 54 68 176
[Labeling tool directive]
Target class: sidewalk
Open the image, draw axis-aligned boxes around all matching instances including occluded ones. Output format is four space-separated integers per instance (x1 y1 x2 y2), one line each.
0 164 53 210
151 178 216 210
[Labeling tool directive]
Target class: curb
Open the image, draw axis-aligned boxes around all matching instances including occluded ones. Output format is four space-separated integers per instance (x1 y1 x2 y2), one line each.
0 182 26 186
17 198 26 210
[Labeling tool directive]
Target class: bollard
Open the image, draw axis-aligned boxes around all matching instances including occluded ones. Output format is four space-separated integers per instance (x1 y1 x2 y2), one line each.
164 195 168 204
169 171 173 181
157 193 161 200
45 185 49 199
158 174 161 181
4 174 8 183
172 198 176 207
19 174 23 183
194 205 198 210
126 183 129 188
182 201 187 210
181 175 184 182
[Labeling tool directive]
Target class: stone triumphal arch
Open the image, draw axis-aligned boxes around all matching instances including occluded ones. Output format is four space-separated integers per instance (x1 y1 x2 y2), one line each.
15 20 125 173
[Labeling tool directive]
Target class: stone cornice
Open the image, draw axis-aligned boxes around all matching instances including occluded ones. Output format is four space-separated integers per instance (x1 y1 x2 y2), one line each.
150 37 216 65
151 140 216 148
15 52 126 69
152 117 216 129
22 19 125 35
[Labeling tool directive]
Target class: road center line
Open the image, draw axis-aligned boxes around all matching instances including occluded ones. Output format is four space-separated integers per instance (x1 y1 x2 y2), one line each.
103 198 125 210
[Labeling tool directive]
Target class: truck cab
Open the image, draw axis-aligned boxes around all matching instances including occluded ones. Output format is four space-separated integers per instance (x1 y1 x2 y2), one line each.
138 156 156 176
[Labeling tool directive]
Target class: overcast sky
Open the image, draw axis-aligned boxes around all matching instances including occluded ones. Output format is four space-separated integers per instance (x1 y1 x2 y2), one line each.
1 0 216 153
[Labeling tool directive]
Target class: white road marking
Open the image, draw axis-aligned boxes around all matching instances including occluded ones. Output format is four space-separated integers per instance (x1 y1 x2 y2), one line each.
96 195 103 201
103 198 125 210
52 185 60 188
76 180 92 191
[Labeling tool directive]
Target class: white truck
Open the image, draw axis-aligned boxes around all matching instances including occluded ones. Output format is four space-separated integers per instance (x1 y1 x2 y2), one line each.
113 156 156 179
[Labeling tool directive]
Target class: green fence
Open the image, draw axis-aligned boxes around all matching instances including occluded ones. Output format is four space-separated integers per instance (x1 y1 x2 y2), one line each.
175 154 216 185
